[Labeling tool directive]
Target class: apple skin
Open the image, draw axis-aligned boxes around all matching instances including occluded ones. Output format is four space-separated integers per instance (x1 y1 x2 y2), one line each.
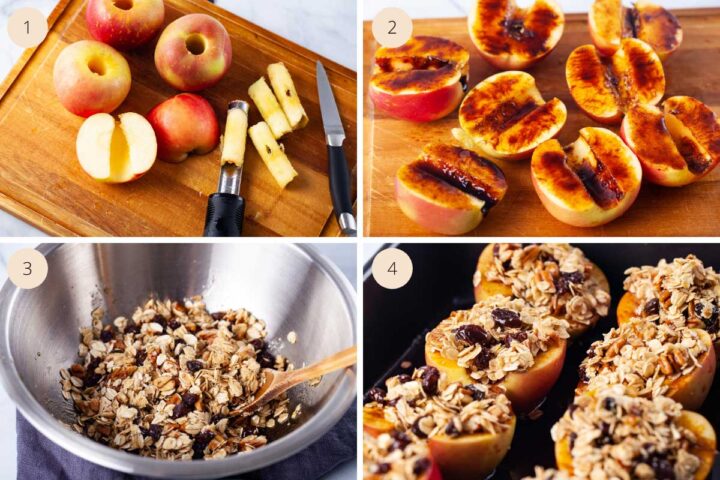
53 40 131 117
425 338 567 413
154 13 232 92
146 93 219 162
86 0 165 50
555 409 716 479
369 82 464 123
473 244 610 338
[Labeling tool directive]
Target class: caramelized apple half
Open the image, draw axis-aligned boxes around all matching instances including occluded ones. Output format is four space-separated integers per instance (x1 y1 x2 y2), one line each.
456 71 567 160
566 38 664 124
468 0 565 70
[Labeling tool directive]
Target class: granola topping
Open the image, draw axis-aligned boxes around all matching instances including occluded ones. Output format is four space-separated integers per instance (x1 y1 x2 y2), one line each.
59 297 296 460
579 319 708 399
479 243 611 328
363 431 432 479
624 255 720 341
427 295 569 383
551 386 701 480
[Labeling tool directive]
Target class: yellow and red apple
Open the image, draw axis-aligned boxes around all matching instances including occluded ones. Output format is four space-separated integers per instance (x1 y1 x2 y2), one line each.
468 0 565 70
589 0 682 61
621 97 720 187
53 40 131 117
154 13 232 92
531 127 643 227
146 93 219 162
86 0 165 50
395 143 508 236
456 71 567 161
369 36 470 123
76 112 157 183
566 38 665 124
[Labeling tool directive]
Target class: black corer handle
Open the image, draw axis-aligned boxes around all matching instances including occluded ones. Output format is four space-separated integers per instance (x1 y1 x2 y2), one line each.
328 145 356 236
203 193 245 237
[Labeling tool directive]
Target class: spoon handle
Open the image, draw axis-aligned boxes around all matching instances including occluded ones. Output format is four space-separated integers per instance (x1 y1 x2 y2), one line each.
289 346 357 384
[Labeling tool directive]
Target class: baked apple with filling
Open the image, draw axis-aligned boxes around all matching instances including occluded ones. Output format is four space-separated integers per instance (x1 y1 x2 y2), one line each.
468 0 565 70
618 255 720 356
531 127 643 227
577 319 716 410
621 96 720 187
589 0 682 60
454 71 567 160
364 368 515 479
369 36 469 122
425 295 569 413
552 387 716 479
566 38 664 124
474 243 611 338
395 143 508 235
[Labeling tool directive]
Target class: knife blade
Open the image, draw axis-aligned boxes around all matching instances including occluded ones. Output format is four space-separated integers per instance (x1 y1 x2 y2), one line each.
316 61 356 237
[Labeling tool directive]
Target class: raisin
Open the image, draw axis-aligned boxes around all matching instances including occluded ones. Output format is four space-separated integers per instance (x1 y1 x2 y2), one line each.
171 402 190 419
473 348 493 370
375 463 390 474
168 320 181 330
454 324 493 346
644 298 660 316
396 374 412 384
444 421 459 437
413 458 431 475
365 387 386 404
210 414 225 424
258 350 276 369
83 373 102 388
411 416 430 439
569 432 577 450
135 348 147 366
578 366 589 383
140 424 162 441
697 301 720 334
186 360 204 372
491 308 522 328
504 331 527 346
420 366 440 396
389 431 411 451
182 392 199 406
465 384 485 401
211 312 226 321
152 315 167 329
602 397 616 411
192 430 215 459
595 422 613 446
123 323 140 335
250 339 264 351
645 451 674 480
555 271 584 295
99 329 113 343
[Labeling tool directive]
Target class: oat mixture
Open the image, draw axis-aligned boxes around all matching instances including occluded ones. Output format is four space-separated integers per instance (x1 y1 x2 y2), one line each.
477 243 611 331
426 295 569 383
579 319 708 399
60 296 300 460
551 386 702 480
363 431 432 479
624 255 720 342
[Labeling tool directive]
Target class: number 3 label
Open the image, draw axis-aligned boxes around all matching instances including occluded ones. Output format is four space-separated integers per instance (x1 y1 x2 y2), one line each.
372 8 412 48
8 248 48 289
372 248 413 290
7 8 48 48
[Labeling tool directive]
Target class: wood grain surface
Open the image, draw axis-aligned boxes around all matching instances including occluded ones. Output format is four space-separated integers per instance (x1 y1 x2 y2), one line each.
364 10 720 237
0 0 356 237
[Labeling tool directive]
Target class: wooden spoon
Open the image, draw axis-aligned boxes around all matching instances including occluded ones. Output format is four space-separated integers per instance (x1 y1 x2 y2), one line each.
231 346 357 416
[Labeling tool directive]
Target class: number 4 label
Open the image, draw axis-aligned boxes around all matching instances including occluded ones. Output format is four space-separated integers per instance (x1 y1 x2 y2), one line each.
372 248 412 289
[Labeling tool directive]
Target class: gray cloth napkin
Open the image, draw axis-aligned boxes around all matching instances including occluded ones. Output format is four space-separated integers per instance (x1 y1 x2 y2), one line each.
17 404 355 480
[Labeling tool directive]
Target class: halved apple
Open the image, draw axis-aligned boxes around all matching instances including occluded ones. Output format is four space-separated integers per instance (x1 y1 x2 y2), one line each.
369 36 470 122
555 408 716 479
621 97 720 187
456 71 567 161
566 38 664 124
531 127 642 227
473 243 610 337
395 143 508 235
362 405 394 438
425 326 567 413
589 0 682 61
76 112 157 183
468 0 565 70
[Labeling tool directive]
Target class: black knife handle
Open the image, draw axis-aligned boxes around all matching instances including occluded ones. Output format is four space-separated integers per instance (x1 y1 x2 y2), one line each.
203 193 245 237
328 144 355 225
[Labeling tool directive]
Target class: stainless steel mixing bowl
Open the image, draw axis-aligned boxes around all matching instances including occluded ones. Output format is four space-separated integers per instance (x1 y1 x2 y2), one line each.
0 243 356 479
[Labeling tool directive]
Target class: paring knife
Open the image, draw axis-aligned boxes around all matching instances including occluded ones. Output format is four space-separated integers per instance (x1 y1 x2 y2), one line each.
203 100 249 237
316 61 357 237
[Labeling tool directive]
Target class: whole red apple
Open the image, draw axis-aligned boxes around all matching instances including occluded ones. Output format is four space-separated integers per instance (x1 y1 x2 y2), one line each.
146 93 219 162
154 13 232 92
86 0 165 50
53 40 131 117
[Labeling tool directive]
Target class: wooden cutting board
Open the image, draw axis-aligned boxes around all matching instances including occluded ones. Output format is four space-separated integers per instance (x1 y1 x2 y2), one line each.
0 0 356 237
364 10 720 237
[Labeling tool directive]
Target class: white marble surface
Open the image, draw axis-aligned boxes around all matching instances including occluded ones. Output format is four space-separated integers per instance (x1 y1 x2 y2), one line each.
0 0 356 237
364 0 720 18
0 243 357 479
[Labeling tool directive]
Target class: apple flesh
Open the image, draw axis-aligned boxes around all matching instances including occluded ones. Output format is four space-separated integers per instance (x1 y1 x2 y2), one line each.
468 0 565 70
457 71 567 161
369 36 470 122
589 0 682 61
146 93 219 163
566 38 665 124
154 13 232 92
86 0 164 50
531 127 642 227
76 112 157 183
53 40 131 117
395 143 508 235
